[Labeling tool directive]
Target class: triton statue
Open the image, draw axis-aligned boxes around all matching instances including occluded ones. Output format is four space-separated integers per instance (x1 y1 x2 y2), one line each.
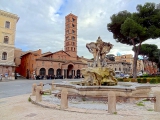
81 36 117 86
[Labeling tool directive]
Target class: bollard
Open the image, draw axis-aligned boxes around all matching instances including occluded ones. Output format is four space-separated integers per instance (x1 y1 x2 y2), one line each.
51 81 55 91
36 86 42 102
154 91 160 112
108 91 116 113
39 82 43 90
32 83 37 96
60 88 68 110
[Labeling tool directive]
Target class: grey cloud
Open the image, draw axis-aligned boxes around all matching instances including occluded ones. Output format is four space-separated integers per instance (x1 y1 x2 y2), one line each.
0 0 159 58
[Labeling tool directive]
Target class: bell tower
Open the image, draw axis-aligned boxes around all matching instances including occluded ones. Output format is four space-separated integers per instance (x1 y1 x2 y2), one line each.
64 13 77 57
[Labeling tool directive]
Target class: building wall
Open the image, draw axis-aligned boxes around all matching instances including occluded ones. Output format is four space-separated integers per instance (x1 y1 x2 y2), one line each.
0 10 19 79
106 62 131 74
18 49 41 78
14 48 24 67
144 61 158 74
115 54 158 75
115 54 133 63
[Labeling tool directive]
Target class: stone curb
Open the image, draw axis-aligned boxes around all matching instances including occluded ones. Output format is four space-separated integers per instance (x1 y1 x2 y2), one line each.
29 95 108 115
29 95 159 116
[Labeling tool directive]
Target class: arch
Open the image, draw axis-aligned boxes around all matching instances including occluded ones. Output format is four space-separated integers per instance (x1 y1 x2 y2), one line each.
67 64 74 78
48 68 54 75
56 69 61 76
76 69 80 78
72 36 75 40
2 52 7 60
39 68 46 75
72 30 75 34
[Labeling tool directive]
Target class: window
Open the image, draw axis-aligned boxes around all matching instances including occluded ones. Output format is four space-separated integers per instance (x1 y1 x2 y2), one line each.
72 36 75 40
67 24 70 28
71 47 73 51
72 18 75 22
72 24 75 27
4 36 9 44
72 30 75 34
66 36 69 40
2 52 7 60
66 30 69 34
5 21 10 28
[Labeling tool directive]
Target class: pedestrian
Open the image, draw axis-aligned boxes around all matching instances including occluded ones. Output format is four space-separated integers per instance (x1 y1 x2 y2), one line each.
0 74 2 81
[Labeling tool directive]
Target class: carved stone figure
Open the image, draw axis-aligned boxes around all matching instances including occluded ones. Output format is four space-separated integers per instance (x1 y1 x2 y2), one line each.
82 36 117 86
86 36 113 67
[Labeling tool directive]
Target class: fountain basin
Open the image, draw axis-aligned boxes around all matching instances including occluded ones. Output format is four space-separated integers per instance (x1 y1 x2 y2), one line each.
52 81 153 97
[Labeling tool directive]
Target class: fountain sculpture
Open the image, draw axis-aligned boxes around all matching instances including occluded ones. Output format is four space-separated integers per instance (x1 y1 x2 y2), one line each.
81 36 118 86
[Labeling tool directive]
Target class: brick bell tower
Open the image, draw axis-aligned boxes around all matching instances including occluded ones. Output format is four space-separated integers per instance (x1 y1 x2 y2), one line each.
64 13 78 57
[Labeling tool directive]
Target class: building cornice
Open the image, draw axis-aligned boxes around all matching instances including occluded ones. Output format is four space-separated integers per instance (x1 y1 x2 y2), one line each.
0 10 19 22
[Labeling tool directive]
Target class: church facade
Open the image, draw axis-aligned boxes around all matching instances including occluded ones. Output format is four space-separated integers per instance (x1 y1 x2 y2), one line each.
16 13 90 79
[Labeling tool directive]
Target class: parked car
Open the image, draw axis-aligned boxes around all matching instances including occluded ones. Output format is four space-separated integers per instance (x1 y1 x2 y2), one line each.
137 72 143 76
16 73 21 77
115 71 124 78
124 74 130 78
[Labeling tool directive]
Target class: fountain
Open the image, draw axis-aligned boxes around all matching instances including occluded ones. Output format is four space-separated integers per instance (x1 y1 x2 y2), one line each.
53 37 153 97
81 36 117 86
29 37 159 114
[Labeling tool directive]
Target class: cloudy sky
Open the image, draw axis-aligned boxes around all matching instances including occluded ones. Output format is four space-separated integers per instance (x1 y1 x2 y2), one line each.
0 0 160 59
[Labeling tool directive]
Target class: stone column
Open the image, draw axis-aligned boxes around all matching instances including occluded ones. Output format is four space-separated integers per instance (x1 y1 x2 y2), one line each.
36 86 42 102
39 82 43 90
75 70 77 77
61 88 68 110
55 69 57 76
154 91 160 112
108 91 116 113
46 68 48 76
64 69 66 79
32 83 37 96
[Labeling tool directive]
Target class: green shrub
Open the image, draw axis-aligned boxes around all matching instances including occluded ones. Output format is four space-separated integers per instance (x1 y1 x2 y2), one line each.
142 78 147 83
117 78 123 82
143 74 149 77
147 109 153 111
28 97 31 102
156 77 160 83
137 78 141 83
149 78 157 84
137 101 144 106
113 112 117 114
82 97 86 101
123 78 130 82
131 78 137 82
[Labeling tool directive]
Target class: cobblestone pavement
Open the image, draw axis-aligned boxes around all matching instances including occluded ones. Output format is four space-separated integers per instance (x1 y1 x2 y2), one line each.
0 86 160 120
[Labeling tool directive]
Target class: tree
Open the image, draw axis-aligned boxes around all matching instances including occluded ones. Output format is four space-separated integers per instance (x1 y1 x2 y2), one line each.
153 49 160 71
136 44 158 60
136 44 158 73
107 2 160 78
